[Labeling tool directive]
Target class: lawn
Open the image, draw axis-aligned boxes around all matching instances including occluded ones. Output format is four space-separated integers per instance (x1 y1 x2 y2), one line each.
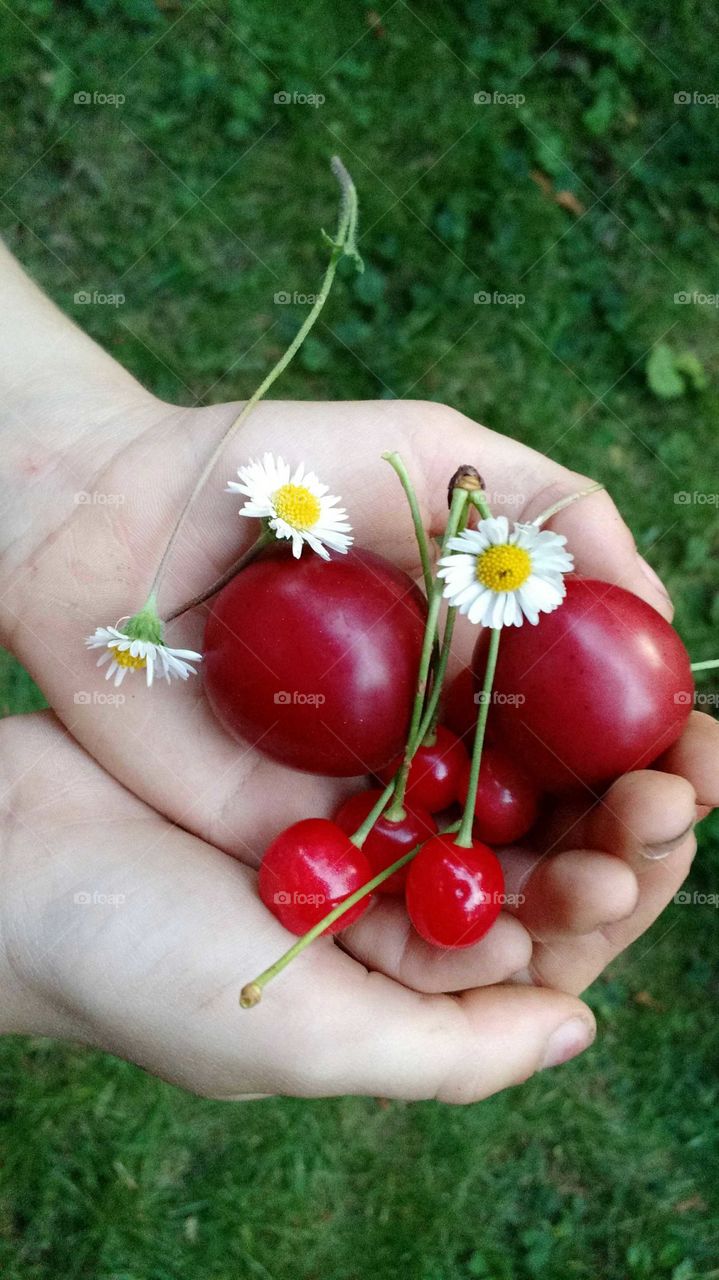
0 1 718 1276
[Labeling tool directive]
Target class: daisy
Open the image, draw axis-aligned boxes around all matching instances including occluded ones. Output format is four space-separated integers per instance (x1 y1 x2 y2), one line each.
227 453 353 560
437 516 574 628
86 624 201 688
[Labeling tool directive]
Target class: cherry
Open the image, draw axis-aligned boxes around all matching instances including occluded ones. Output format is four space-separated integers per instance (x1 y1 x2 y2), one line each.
377 725 468 813
443 668 479 744
405 833 504 948
204 546 427 777
334 788 438 894
259 818 373 935
457 745 539 844
473 575 694 791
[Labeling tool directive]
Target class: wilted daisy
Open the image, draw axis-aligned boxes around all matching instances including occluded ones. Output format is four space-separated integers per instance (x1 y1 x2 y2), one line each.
437 516 574 628
227 453 353 560
86 607 201 689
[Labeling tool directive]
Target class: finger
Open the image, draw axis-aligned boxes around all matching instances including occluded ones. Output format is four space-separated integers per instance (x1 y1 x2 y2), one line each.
340 896 532 993
516 850 639 935
655 711 719 814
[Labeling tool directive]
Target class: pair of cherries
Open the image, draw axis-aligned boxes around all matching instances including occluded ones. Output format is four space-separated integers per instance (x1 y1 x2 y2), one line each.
258 724 539 948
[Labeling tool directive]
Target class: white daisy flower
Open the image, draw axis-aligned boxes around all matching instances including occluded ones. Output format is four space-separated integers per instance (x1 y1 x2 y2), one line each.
85 625 201 688
437 516 574 628
227 452 353 560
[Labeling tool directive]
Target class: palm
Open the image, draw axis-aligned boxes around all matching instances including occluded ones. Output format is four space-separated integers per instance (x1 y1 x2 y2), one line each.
3 393 715 997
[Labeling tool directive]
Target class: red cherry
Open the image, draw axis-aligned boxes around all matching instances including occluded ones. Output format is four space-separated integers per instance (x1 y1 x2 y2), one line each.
405 833 504 948
259 818 372 935
377 725 469 813
334 788 437 894
473 576 694 791
443 668 478 744
457 745 539 844
204 547 426 777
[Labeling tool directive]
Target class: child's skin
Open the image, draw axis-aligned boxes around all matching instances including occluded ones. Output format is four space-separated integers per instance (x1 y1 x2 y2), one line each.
0 241 717 1100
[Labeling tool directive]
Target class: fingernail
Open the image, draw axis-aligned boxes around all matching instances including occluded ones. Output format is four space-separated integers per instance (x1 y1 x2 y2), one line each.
642 820 695 861
638 557 673 611
540 1016 595 1070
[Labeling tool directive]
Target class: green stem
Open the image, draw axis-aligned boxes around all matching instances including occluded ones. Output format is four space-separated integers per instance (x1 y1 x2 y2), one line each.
691 659 719 672
381 452 434 599
469 489 493 520
455 626 501 848
349 780 396 847
240 834 424 1008
164 530 272 623
148 157 362 613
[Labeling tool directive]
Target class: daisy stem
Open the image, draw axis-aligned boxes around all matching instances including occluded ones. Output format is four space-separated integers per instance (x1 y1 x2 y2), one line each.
691 659 719 671
164 529 273 623
385 486 468 821
531 482 604 527
147 156 362 613
381 452 434 599
455 626 501 849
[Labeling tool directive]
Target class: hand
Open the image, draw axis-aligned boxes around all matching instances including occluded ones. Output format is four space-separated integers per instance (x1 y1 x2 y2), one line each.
1 242 717 1006
0 712 597 1100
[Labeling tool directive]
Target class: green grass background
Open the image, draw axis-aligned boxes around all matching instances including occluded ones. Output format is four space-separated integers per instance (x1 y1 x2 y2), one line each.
1 1 718 1275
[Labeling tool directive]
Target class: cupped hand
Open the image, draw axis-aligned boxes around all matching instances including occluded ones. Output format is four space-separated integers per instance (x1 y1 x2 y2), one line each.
2 391 718 1001
0 712 596 1100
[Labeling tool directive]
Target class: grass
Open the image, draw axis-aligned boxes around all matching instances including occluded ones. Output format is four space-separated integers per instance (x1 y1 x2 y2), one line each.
1 0 718 1275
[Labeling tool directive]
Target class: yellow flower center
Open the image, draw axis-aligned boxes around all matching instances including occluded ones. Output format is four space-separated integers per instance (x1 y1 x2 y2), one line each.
112 647 147 670
272 483 321 530
475 543 532 592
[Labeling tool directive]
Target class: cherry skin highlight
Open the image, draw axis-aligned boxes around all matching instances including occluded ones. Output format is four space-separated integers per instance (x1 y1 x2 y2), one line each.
204 546 426 777
457 745 539 844
377 725 469 814
334 787 437 894
473 576 694 792
405 833 504 948
259 818 373 935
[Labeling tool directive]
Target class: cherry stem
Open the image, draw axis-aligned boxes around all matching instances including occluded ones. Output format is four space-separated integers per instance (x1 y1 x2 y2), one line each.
164 529 273 623
381 452 434 599
147 157 362 616
239 839 424 1007
455 625 502 848
385 485 469 820
691 659 719 671
532 482 604 527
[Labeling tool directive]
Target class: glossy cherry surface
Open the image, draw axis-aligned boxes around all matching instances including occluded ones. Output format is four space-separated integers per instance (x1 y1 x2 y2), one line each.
335 788 437 894
442 668 479 744
457 745 539 844
204 546 426 776
473 576 694 791
259 818 373 935
377 725 469 814
405 832 504 948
